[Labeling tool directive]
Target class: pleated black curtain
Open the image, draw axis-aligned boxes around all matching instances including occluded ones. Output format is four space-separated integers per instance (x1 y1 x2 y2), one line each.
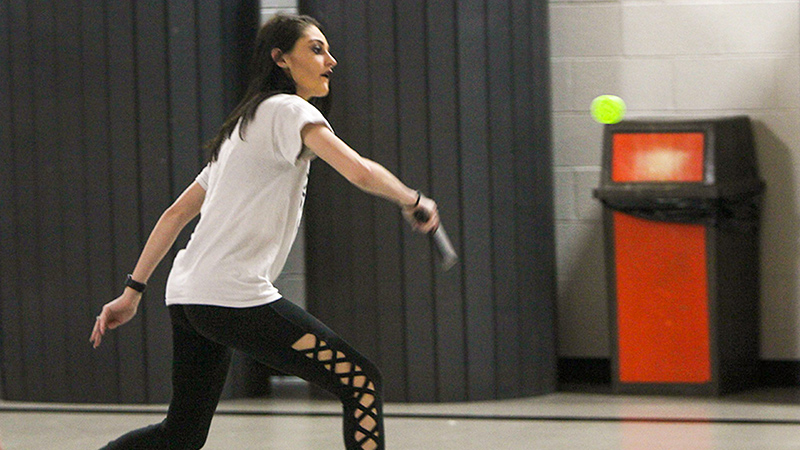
0 0 257 403
1 0 555 405
301 0 556 402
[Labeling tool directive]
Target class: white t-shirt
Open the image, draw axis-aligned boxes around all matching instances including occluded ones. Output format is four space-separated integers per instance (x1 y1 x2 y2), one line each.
165 94 331 307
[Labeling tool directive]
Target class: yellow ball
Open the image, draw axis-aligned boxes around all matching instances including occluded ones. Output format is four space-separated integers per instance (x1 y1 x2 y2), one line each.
591 95 626 124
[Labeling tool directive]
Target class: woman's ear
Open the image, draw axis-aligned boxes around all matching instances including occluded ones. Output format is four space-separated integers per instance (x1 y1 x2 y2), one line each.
272 48 288 69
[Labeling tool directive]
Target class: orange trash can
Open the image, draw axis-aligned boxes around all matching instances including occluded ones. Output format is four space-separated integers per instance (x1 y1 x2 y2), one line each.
594 117 764 395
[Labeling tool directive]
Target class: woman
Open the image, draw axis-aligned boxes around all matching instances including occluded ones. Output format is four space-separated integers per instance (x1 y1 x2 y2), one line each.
90 13 438 450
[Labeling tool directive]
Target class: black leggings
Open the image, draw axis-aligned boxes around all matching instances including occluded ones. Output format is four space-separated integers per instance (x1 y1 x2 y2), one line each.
100 299 384 450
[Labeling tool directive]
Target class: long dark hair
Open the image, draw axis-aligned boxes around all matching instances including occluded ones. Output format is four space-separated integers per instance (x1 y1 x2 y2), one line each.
205 13 331 162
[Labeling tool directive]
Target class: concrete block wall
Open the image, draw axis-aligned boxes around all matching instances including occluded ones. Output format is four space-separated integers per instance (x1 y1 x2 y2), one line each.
260 0 298 21
550 0 800 360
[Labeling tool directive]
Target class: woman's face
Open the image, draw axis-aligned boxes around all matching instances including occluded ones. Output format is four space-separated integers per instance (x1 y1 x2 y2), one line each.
277 25 337 100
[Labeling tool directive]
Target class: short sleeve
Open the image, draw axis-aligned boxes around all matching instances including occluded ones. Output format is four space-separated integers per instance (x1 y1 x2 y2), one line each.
273 96 332 163
195 163 211 190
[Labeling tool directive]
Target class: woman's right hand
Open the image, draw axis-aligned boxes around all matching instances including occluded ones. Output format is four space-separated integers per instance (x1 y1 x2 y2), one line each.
403 196 440 234
90 290 141 349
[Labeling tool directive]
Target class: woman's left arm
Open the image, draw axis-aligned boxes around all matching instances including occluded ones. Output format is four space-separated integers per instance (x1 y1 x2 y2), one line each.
90 181 206 348
128 181 206 286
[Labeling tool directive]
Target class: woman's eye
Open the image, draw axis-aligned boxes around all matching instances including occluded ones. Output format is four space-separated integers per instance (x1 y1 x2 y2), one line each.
313 46 322 54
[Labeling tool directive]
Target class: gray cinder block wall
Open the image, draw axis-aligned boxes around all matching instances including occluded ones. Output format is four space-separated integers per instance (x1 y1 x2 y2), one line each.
551 0 800 362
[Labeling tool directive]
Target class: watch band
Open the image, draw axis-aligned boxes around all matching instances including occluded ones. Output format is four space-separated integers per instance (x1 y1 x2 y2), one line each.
125 274 147 293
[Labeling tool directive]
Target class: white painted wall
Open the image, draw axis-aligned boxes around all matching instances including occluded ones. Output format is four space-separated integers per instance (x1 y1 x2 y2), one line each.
260 0 298 22
551 0 800 360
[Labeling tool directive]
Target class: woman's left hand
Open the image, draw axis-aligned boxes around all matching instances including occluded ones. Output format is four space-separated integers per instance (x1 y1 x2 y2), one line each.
90 291 141 349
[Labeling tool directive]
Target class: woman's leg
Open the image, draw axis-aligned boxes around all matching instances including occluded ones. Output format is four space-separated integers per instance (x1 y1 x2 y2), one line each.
100 305 232 450
184 299 384 450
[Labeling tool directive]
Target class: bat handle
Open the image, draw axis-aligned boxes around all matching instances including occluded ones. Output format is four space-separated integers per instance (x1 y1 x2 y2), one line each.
413 209 432 226
412 209 458 271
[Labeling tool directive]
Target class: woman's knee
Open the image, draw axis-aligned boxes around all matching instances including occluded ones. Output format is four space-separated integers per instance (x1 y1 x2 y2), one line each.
163 420 211 450
99 422 168 449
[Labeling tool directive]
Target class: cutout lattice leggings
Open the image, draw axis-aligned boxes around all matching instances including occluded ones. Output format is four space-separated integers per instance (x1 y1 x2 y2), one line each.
100 299 384 450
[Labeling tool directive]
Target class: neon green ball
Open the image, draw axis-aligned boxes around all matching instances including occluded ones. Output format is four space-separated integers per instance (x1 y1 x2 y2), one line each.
591 95 627 124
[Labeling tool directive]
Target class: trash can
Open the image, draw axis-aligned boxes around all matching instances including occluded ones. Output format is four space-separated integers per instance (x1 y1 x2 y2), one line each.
594 117 764 395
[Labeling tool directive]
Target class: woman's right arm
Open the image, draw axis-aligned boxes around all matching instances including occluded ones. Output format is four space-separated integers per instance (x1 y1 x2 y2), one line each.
301 123 439 232
90 181 206 348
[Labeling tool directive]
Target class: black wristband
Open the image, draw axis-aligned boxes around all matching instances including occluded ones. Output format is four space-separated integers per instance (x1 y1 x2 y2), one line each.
125 274 147 293
402 191 421 209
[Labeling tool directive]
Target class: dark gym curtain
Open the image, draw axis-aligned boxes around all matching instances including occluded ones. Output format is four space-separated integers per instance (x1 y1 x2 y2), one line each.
0 0 257 403
301 0 556 402
1 0 555 404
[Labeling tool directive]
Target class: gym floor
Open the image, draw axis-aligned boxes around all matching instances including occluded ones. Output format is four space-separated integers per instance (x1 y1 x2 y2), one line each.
1 384 799 449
